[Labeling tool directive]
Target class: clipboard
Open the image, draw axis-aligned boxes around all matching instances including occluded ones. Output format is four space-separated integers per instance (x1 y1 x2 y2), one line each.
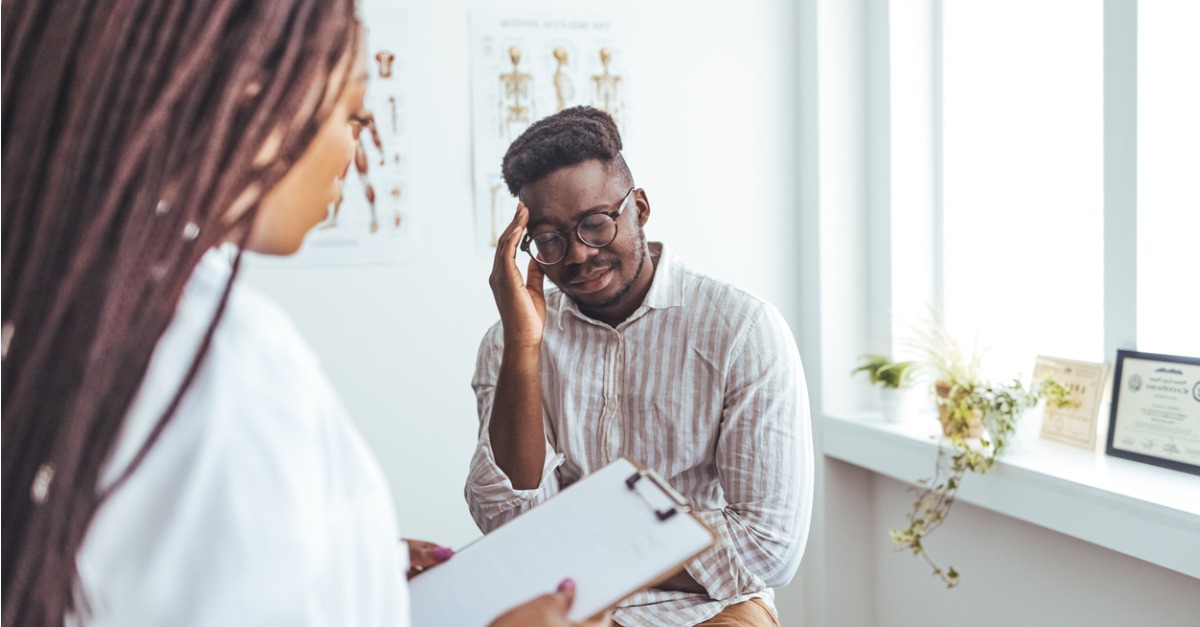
408 457 717 625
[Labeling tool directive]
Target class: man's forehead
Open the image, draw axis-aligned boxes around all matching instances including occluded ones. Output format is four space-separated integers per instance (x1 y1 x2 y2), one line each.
522 180 620 225
525 186 619 223
522 159 613 197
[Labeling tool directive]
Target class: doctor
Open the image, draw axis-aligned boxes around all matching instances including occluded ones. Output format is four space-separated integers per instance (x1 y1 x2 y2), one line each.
0 1 603 625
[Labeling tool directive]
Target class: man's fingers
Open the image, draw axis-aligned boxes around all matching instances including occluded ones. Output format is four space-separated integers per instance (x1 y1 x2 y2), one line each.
495 203 527 260
526 257 546 298
506 203 529 259
491 204 532 294
491 204 530 289
492 208 518 251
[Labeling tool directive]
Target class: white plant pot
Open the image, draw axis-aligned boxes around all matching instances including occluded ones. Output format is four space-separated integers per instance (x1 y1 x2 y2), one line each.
879 387 918 424
1003 399 1047 455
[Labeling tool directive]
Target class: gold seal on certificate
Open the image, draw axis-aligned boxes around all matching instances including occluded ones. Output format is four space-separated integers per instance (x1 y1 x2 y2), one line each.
1105 350 1200 475
1033 356 1108 450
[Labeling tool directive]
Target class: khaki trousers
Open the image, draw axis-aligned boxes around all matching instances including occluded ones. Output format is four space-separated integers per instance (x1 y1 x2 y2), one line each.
696 599 780 627
613 598 780 627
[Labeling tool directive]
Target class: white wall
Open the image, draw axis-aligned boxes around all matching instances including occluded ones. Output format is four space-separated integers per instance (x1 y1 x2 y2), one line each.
242 0 808 617
869 474 1200 627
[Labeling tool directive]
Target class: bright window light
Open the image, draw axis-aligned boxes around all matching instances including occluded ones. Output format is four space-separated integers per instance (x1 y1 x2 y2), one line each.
1137 0 1200 358
940 0 1105 379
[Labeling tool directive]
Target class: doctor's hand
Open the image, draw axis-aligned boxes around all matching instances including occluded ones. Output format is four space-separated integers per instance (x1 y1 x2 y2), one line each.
488 579 613 627
402 538 454 579
489 203 546 351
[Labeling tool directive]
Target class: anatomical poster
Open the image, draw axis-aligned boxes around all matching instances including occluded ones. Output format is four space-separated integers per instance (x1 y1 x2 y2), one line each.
267 0 415 267
468 11 630 252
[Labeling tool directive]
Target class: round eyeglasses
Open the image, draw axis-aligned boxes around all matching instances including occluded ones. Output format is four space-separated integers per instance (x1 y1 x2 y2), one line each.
520 187 635 265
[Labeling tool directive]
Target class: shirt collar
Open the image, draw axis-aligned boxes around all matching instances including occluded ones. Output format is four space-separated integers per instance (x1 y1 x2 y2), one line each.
642 242 685 310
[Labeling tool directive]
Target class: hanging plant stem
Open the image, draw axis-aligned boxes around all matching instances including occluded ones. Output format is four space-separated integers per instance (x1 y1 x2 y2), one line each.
889 377 1071 587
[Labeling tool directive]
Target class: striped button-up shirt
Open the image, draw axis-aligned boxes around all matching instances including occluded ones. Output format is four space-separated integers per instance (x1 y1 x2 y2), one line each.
465 243 813 627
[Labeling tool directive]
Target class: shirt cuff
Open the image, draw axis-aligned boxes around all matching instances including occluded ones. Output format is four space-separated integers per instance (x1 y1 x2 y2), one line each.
684 509 767 601
465 437 564 527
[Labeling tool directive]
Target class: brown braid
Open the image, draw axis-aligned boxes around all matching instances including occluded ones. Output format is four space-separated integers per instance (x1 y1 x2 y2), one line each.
1 1 360 624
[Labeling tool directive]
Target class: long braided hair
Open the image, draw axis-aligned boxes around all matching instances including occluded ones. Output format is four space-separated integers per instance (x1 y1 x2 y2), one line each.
2 1 360 624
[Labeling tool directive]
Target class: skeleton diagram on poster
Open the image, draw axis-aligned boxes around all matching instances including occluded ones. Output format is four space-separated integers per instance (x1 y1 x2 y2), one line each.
266 1 415 267
469 12 629 252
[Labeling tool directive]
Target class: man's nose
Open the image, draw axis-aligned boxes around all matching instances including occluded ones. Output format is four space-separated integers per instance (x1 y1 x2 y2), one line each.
562 232 600 265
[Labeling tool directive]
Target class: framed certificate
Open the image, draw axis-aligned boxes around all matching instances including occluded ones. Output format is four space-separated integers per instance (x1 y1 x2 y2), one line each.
1033 356 1108 450
1106 349 1200 475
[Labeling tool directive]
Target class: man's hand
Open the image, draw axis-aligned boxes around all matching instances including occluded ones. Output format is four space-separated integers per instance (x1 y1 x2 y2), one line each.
489 580 612 627
489 203 547 350
488 203 549 489
402 538 454 579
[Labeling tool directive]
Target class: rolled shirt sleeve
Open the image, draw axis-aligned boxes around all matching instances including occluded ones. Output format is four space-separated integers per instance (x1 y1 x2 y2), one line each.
464 324 566 532
683 305 814 599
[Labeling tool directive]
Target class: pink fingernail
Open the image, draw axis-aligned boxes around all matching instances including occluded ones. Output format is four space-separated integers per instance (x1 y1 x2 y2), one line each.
432 547 455 561
558 578 575 592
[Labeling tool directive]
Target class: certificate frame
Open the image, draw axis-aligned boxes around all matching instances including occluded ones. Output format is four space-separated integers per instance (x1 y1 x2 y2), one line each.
1105 349 1200 476
1033 355 1108 450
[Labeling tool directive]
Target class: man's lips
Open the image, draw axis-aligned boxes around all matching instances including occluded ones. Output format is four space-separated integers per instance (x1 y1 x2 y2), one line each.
567 266 614 294
570 268 611 284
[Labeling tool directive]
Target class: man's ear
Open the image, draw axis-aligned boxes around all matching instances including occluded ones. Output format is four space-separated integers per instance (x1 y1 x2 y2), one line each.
635 188 650 226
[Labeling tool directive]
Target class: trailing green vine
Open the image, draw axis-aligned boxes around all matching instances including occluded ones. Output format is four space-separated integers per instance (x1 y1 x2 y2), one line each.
889 377 1072 587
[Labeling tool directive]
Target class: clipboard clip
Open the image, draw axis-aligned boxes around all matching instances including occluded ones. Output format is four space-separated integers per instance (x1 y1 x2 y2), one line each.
626 468 691 521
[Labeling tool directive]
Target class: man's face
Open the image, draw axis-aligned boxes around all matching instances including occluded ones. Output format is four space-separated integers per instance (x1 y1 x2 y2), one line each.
519 159 652 318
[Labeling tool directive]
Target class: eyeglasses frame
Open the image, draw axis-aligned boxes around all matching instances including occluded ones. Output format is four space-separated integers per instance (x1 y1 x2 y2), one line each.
519 186 637 266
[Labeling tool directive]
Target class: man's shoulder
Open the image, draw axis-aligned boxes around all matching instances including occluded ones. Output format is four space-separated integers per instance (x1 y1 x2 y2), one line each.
682 265 768 302
678 264 776 323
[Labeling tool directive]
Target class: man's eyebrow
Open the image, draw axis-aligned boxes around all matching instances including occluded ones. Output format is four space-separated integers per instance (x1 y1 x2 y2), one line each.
527 203 608 230
578 201 610 214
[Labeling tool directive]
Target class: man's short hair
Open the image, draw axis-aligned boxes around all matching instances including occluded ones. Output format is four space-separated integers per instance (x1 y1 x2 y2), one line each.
501 106 631 196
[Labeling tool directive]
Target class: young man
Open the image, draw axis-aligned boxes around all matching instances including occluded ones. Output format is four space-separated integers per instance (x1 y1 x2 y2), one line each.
465 107 813 627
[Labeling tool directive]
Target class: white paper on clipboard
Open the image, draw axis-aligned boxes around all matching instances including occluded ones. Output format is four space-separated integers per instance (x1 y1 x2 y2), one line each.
408 457 717 626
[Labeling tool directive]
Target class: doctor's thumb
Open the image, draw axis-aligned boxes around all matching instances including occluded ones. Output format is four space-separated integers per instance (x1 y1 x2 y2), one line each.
554 578 576 609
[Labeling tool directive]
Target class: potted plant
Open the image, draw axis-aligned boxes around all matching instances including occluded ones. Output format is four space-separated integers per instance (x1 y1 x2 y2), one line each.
852 354 919 423
910 315 987 437
890 317 1073 587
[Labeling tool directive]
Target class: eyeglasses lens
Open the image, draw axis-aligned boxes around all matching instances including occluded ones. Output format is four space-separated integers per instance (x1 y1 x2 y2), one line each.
529 235 567 265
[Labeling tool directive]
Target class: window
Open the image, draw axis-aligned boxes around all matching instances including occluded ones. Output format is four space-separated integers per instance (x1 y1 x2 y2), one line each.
1137 0 1200 356
940 0 1105 376
812 0 1198 416
883 0 1198 384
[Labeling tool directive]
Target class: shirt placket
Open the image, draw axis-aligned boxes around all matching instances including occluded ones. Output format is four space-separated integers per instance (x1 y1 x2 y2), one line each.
599 327 624 465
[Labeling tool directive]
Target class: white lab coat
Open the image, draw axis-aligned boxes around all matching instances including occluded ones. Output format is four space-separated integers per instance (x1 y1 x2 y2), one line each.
74 251 410 626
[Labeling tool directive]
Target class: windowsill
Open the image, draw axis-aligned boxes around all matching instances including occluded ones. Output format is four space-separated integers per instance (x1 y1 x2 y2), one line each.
820 413 1200 579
